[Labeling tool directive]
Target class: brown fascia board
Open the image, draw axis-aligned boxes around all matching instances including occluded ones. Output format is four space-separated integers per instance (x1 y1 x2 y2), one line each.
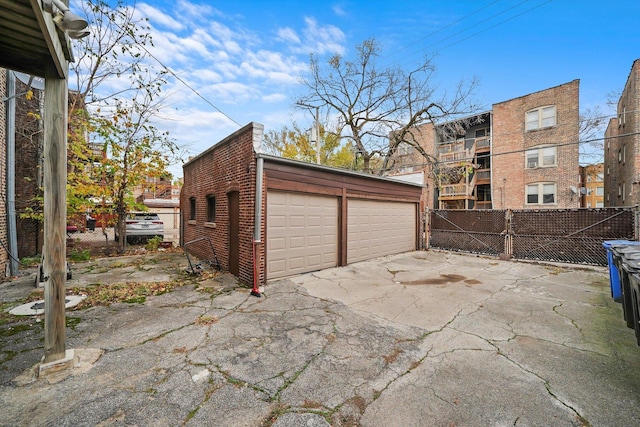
257 153 424 188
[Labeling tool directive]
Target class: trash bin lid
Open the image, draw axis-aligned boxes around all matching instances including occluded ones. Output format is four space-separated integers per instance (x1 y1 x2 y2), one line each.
622 258 640 271
612 245 640 256
603 240 639 249
611 245 640 254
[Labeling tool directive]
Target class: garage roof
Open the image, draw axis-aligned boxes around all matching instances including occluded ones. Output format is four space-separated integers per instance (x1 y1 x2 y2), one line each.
258 153 424 188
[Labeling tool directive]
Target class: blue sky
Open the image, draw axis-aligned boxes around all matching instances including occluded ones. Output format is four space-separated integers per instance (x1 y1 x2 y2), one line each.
92 0 640 177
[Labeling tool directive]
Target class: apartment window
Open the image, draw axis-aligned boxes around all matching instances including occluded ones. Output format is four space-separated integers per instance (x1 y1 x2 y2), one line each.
596 187 604 196
623 144 626 164
623 182 626 203
596 173 604 182
526 183 556 205
526 146 556 168
206 195 216 222
397 142 414 156
525 106 556 131
596 201 604 208
189 197 196 220
475 128 490 137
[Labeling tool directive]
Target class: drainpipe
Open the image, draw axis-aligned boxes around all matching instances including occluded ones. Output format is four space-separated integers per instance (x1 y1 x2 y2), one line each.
5 70 18 276
252 155 264 297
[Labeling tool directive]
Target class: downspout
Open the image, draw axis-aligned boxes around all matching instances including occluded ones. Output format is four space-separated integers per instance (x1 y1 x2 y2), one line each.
5 70 18 276
252 156 264 297
252 123 265 297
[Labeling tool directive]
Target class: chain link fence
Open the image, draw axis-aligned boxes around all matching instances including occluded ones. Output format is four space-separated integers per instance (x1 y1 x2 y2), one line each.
429 210 506 255
64 211 181 257
428 207 637 266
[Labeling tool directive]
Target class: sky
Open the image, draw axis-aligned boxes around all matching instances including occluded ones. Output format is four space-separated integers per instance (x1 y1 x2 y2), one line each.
89 0 640 178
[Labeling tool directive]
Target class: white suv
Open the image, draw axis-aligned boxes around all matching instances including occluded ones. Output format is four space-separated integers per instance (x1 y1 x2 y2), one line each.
117 212 164 244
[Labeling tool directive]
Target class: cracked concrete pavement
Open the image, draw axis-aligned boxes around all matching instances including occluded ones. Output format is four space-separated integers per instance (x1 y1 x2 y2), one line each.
1 250 639 426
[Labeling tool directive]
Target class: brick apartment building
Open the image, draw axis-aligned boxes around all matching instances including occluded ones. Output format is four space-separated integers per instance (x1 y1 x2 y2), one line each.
388 80 581 210
604 59 640 207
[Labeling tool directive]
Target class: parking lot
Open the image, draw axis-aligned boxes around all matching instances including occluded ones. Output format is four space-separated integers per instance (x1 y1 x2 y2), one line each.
1 250 639 426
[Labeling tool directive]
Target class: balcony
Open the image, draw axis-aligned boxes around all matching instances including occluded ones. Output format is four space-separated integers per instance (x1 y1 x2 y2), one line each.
438 173 477 201
475 168 491 184
475 137 491 152
438 140 475 165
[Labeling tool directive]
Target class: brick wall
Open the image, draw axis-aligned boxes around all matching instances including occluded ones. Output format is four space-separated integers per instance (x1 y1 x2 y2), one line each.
492 80 580 209
14 78 43 257
0 70 7 278
181 122 261 287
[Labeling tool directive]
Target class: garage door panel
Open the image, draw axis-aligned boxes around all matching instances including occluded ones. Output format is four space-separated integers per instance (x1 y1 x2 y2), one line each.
348 200 416 263
267 192 338 279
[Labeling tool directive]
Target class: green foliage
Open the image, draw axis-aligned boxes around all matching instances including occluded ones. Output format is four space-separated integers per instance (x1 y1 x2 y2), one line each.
69 248 91 262
145 236 163 251
263 123 356 168
20 255 41 267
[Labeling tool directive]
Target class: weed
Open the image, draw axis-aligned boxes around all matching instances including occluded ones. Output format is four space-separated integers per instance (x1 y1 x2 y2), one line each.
145 236 163 251
69 248 91 262
20 255 41 267
65 317 82 330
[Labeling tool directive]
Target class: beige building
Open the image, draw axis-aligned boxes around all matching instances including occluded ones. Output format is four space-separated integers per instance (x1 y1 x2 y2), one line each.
581 163 605 208
389 80 581 210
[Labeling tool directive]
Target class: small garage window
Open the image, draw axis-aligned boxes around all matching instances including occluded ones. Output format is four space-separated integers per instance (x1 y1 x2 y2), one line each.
206 195 216 222
189 197 196 220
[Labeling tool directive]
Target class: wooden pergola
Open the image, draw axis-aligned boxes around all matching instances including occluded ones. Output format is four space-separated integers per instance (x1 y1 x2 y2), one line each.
1 0 75 366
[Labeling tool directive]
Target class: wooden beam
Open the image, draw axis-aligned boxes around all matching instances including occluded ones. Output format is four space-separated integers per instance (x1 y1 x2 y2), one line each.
30 0 68 79
43 62 68 363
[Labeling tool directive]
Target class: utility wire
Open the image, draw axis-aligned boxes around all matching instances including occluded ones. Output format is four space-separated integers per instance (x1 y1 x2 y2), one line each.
385 130 640 171
382 0 503 63
94 5 243 129
434 0 553 53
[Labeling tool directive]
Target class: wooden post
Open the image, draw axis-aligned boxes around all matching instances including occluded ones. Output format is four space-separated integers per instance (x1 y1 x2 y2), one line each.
43 62 68 363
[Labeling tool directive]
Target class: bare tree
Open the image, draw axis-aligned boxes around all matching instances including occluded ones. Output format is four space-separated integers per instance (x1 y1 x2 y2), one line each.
296 38 478 173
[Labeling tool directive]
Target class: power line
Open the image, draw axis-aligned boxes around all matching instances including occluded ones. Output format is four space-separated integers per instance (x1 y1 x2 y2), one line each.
385 130 640 171
382 0 502 63
383 0 552 68
92 4 243 129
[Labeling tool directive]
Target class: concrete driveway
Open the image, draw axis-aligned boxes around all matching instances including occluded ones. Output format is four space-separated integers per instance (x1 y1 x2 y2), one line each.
1 250 639 426
290 250 640 426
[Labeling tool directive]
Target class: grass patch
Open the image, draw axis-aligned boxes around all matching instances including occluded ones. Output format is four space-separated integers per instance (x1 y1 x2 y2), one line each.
0 323 34 337
65 316 82 330
20 255 41 267
69 248 91 262
0 302 21 326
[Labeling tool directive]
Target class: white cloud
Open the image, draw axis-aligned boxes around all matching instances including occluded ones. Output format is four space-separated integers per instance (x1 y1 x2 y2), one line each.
137 3 184 31
262 93 288 103
332 5 348 17
279 17 346 56
277 27 301 44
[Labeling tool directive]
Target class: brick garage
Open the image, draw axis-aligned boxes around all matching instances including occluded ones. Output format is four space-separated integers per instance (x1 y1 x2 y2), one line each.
181 122 423 287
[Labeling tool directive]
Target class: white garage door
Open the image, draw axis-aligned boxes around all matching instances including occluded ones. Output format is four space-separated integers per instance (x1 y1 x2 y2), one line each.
348 199 416 263
267 191 338 279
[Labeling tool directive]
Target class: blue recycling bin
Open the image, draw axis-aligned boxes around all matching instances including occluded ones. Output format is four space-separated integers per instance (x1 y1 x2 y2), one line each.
603 240 640 302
